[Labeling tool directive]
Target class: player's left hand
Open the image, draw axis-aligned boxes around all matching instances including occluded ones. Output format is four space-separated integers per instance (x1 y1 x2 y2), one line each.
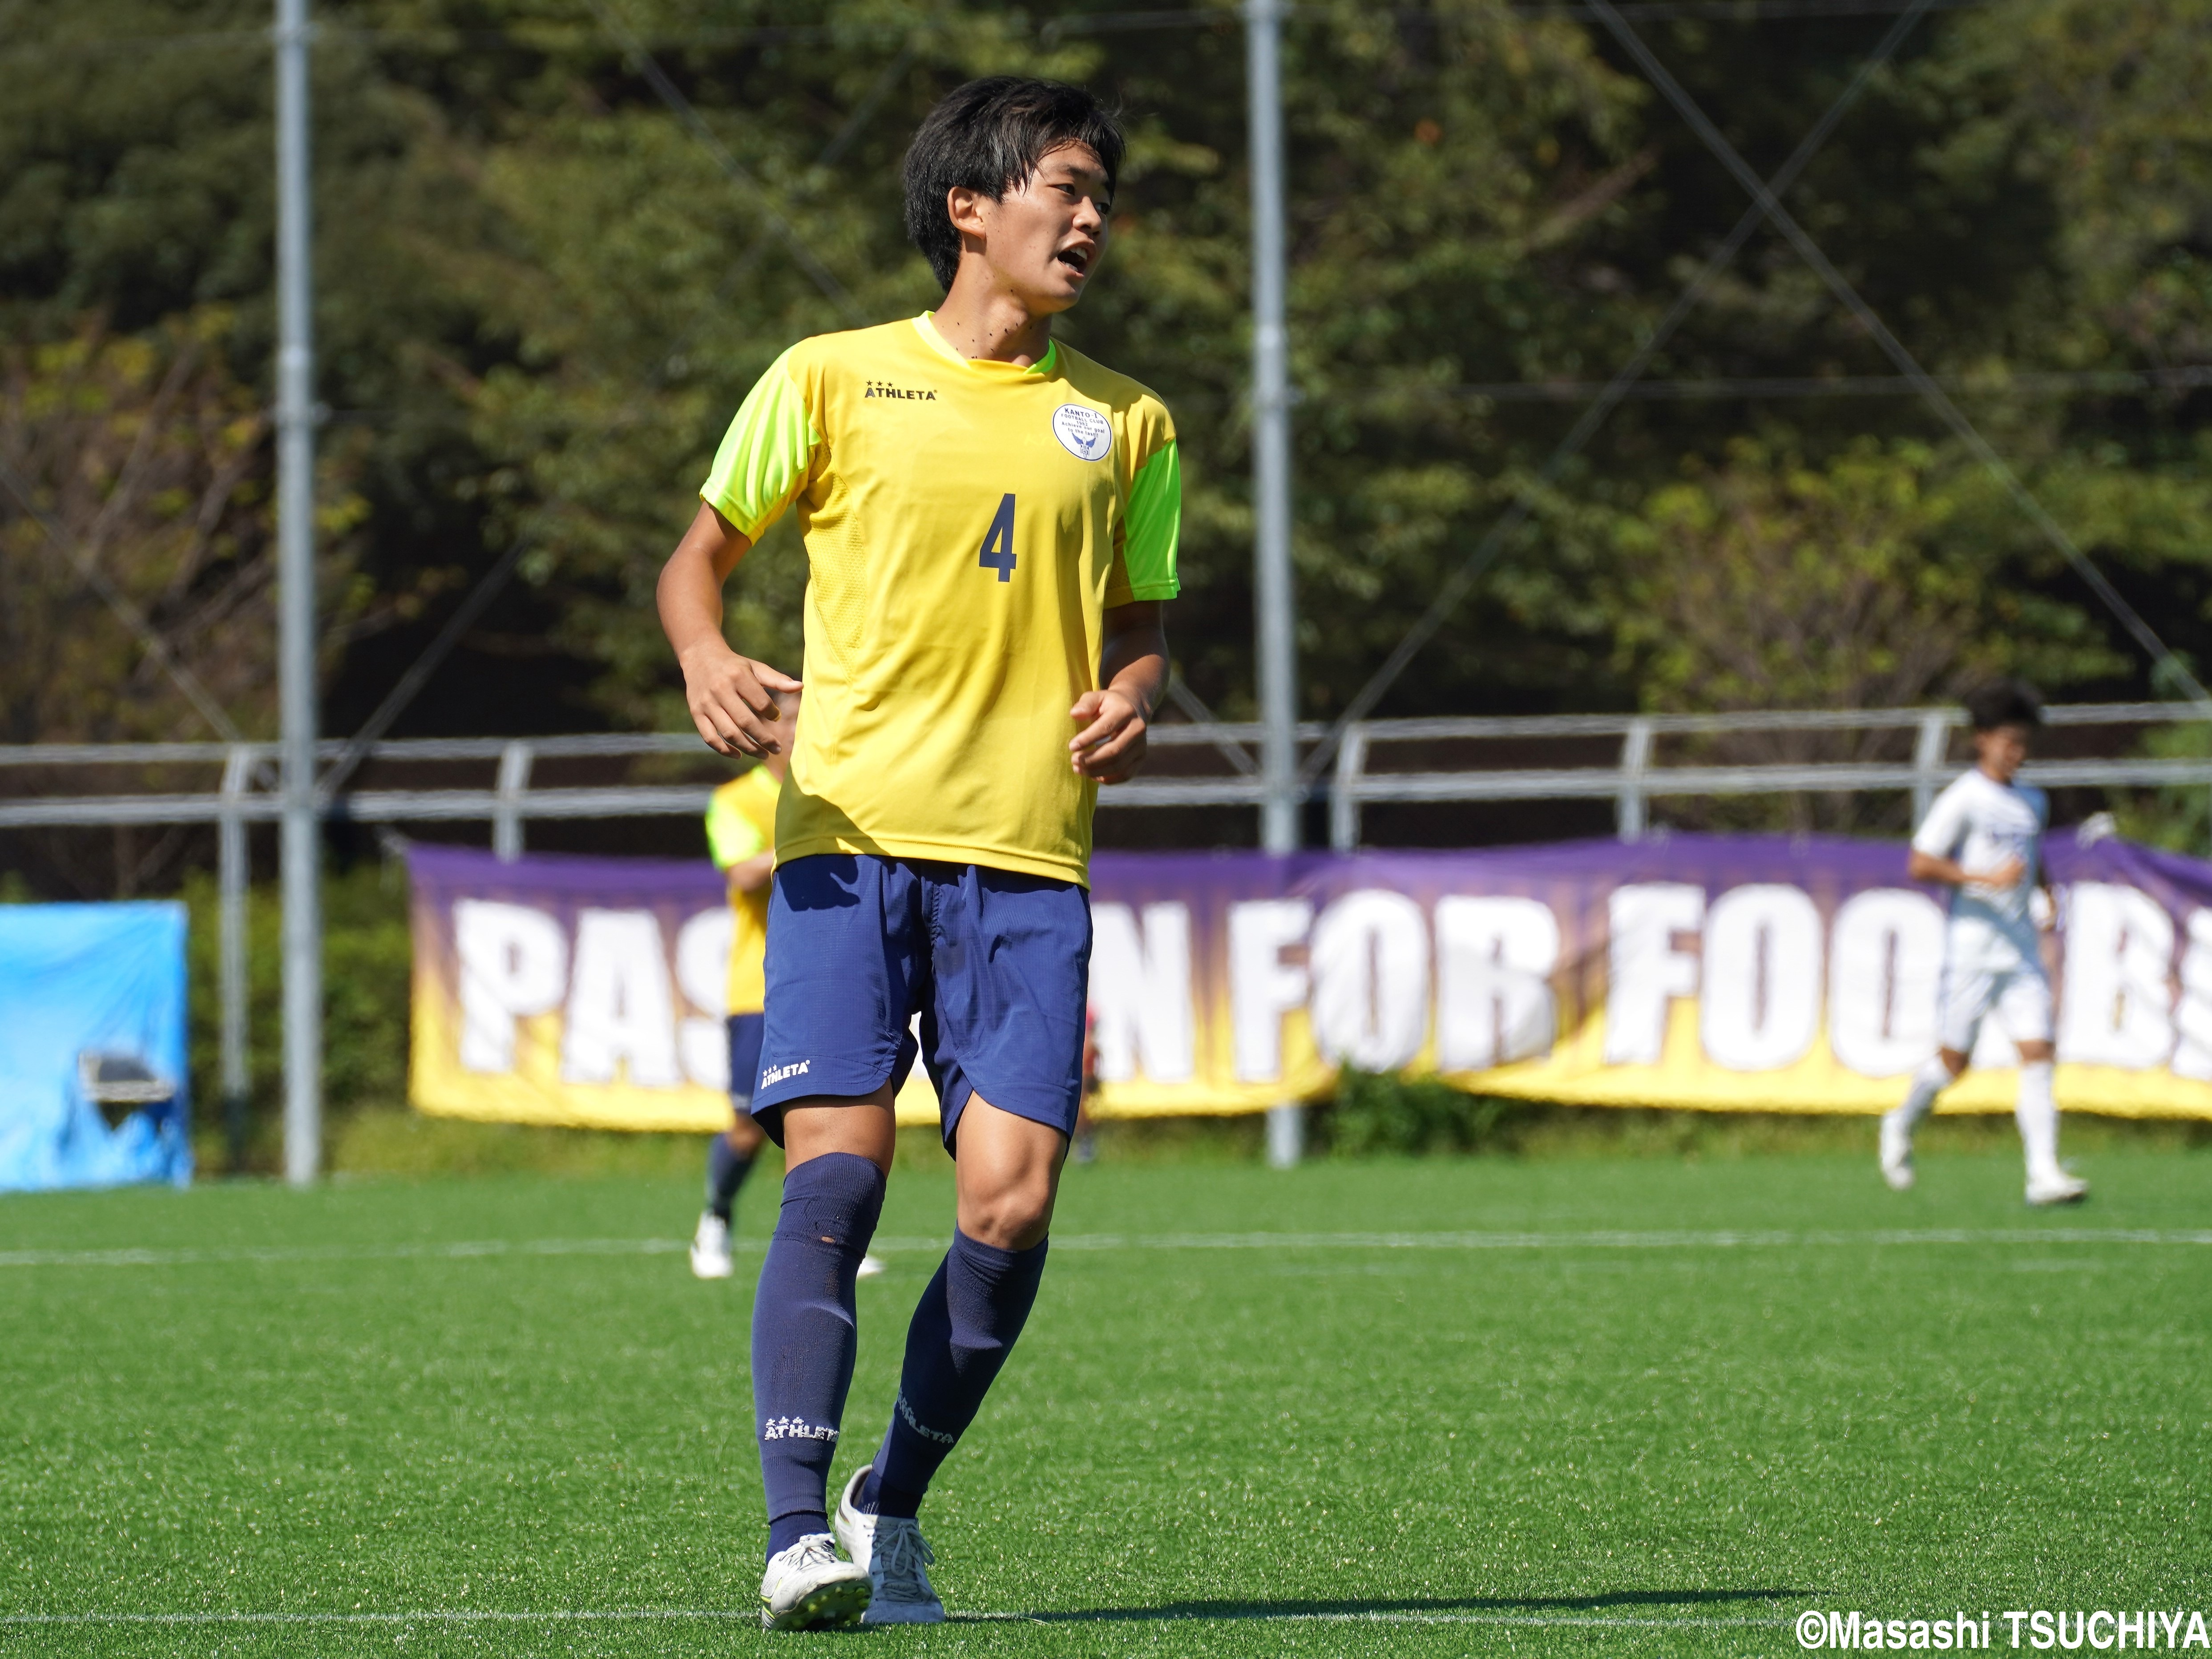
1069 688 1150 783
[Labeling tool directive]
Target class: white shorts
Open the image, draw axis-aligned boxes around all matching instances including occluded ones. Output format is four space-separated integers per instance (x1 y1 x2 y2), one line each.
1938 960 2052 1055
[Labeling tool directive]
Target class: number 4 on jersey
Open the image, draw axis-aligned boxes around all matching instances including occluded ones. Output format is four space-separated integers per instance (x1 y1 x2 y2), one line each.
977 493 1017 582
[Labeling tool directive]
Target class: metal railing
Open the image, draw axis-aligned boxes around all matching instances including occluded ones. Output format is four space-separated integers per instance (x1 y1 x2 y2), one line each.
7 700 2210 1145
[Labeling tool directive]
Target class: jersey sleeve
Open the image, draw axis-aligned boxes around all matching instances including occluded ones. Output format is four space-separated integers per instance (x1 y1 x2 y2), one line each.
699 346 822 540
1107 391 1181 606
1116 440 1181 603
1910 780 1967 860
704 784 769 868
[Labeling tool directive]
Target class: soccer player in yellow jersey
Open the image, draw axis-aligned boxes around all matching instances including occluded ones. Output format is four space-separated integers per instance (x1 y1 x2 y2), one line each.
691 698 893 1284
656 78 1174 1631
689 694 783 1280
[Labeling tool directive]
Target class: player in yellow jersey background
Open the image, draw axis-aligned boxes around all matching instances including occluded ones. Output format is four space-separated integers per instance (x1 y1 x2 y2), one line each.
688 691 777 1280
657 77 1173 1631
690 693 892 1283
688 758 775 1279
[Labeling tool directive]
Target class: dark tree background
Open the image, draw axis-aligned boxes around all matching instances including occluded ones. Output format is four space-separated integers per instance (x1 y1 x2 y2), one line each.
4 0 2212 843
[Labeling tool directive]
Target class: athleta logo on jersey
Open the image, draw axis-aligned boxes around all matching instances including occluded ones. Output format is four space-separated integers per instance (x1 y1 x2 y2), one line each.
1052 403 1111 460
865 379 937 401
760 1059 810 1086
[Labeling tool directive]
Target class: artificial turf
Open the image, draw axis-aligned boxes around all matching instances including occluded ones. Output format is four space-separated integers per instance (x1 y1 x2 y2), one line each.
2 1143 2208 1657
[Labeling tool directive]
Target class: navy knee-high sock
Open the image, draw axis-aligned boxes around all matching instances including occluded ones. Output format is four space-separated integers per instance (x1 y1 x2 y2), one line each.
706 1133 754 1224
751 1151 884 1559
859 1229 1049 1519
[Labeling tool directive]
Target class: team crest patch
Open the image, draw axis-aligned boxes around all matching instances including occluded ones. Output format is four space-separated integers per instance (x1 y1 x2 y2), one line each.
1051 403 1112 461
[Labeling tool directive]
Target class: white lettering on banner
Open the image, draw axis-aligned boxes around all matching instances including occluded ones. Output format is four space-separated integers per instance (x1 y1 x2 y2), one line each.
2060 883 2176 1070
1701 885 1823 1071
2171 910 2212 1080
1605 884 1704 1065
560 909 682 1087
1311 890 1431 1071
673 908 735 1090
1229 899 1313 1082
453 900 568 1073
1829 890 1946 1077
1090 903 1196 1083
1434 896 1560 1071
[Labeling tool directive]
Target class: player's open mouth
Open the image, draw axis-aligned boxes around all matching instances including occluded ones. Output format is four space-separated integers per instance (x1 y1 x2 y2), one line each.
1055 246 1091 275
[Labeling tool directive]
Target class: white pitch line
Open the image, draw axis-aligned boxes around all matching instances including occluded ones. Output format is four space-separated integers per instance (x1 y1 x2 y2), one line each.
0 1236 687 1270
1 1226 2205 1271
0 1607 1790 1630
1049 1226 2212 1252
959 1610 1791 1629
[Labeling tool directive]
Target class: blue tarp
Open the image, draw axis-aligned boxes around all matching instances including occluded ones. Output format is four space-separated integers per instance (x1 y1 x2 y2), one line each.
0 903 192 1191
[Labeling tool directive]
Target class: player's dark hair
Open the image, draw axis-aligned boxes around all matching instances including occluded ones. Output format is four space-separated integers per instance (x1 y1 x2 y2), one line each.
1963 678 2044 733
903 77 1125 290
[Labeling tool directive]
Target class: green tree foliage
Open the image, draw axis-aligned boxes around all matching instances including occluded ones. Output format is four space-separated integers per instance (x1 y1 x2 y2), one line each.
5 0 2212 766
0 312 283 747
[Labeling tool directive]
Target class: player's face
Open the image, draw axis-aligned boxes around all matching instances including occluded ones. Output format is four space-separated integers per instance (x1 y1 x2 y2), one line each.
1974 722 2032 782
968 143 1112 314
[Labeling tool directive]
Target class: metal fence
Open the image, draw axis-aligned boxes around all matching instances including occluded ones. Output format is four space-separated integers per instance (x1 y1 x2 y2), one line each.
6 700 2210 1141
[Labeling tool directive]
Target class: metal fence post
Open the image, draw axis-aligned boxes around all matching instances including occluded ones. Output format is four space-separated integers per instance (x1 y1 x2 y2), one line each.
1616 718 1654 841
218 745 253 1169
1329 724 1368 852
493 741 533 861
1911 709 1949 829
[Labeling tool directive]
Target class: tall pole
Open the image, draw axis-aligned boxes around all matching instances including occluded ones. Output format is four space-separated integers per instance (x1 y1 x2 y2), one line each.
275 0 322 1186
1247 0 1298 854
1247 0 1304 1167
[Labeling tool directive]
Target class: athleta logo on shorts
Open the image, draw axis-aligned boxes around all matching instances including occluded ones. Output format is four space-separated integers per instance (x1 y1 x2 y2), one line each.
865 379 937 401
761 1059 811 1086
1051 403 1111 461
760 1416 838 1443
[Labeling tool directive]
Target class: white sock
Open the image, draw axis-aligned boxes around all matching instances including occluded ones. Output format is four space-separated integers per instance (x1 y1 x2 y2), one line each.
2016 1062 2061 1180
1891 1057 1950 1130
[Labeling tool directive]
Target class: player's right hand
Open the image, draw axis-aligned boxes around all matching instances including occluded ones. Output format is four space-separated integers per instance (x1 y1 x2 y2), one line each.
681 641 802 758
1970 854 2027 891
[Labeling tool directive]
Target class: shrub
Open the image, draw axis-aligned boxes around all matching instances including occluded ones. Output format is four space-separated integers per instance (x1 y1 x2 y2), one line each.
1318 1069 1510 1158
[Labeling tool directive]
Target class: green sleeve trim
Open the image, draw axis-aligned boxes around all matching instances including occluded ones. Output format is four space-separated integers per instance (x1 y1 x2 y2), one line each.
1119 439 1182 601
699 348 820 539
704 788 769 868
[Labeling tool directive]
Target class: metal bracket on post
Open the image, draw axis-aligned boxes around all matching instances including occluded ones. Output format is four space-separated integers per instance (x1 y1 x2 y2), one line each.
218 745 253 1170
1616 718 1654 841
1911 710 1949 830
493 741 534 861
1329 724 1368 852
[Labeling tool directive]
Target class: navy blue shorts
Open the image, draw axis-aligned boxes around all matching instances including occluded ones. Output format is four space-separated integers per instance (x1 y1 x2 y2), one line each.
726 1013 764 1111
752 854 1091 1150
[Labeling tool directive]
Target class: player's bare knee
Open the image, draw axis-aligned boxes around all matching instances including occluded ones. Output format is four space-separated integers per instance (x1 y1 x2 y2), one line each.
960 1176 1056 1252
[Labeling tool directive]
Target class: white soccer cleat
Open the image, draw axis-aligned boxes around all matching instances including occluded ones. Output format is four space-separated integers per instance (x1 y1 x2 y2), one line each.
690 1212 734 1280
758 1533 870 1631
1878 1111 1915 1192
857 1253 885 1280
2025 1169 2089 1207
835 1465 945 1625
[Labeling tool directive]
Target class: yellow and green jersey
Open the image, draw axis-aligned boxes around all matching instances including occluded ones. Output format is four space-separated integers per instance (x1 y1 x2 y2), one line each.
704 766 780 1015
699 313 1180 886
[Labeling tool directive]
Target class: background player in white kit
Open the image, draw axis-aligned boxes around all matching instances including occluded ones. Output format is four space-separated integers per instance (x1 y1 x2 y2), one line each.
1881 680 2088 1206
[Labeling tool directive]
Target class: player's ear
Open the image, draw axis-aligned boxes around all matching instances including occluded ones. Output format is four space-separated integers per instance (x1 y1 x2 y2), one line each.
946 184 991 241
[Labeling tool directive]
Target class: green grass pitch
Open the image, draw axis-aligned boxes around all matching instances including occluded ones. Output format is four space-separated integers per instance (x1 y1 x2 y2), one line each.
4 1143 2208 1656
